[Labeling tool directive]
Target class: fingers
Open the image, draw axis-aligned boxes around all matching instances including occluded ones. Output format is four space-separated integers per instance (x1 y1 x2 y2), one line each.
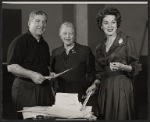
82 95 86 99
32 73 46 84
36 76 45 84
44 76 52 80
110 62 119 71
45 72 57 81
50 72 56 77
85 85 96 97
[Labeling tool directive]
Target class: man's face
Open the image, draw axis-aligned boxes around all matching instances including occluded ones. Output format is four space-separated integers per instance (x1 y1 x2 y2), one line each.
59 26 75 46
28 15 47 37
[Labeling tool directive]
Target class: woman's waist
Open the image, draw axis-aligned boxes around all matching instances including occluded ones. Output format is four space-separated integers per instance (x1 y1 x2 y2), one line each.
103 71 126 79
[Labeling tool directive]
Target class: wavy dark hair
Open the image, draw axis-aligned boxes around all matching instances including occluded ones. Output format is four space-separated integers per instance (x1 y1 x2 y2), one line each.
96 7 121 30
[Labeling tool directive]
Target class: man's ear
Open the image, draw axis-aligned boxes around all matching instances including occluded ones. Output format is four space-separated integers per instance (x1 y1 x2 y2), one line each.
28 20 30 27
59 32 61 37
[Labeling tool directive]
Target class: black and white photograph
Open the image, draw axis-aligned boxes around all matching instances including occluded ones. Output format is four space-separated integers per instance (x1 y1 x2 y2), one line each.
0 0 148 121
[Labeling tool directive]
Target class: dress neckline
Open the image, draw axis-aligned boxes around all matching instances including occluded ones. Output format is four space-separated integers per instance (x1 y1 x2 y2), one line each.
105 40 115 53
104 32 121 54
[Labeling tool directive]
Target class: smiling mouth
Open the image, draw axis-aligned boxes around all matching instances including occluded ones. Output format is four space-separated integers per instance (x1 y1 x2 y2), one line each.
65 39 71 41
37 27 43 30
107 29 113 32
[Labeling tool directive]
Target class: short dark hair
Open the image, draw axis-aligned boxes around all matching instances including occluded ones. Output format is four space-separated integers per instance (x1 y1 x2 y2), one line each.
96 7 121 29
29 10 48 22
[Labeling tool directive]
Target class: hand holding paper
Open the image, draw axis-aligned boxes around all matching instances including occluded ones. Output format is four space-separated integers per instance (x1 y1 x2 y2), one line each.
44 68 73 80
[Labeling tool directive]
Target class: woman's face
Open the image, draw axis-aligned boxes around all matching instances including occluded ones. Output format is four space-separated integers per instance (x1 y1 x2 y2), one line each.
101 15 117 36
59 26 75 46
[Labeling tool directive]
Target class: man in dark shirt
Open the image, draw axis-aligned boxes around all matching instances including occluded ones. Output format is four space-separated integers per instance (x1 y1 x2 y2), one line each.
7 10 54 119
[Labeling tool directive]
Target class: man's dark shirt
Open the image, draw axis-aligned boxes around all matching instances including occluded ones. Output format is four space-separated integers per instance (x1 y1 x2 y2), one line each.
7 31 50 76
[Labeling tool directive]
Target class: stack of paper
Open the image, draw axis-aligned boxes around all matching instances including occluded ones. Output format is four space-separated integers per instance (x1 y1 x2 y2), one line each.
55 93 79 105
21 106 48 119
47 105 92 119
21 93 96 120
46 93 92 118
54 93 82 111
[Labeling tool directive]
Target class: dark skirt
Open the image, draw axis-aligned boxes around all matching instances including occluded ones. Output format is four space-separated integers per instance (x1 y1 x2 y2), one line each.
98 74 135 120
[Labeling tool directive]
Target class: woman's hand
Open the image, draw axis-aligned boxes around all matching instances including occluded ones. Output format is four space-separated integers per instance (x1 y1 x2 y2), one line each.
86 84 97 96
110 62 121 71
85 79 101 98
110 62 132 72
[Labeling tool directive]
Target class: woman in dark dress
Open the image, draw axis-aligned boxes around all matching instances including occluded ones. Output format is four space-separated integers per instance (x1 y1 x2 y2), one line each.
86 7 142 120
51 22 95 103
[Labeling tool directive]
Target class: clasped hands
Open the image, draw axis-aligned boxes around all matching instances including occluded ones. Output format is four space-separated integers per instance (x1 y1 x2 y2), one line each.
110 62 124 71
31 72 56 84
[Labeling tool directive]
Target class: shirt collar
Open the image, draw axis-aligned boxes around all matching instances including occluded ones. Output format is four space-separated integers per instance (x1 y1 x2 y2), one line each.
27 30 44 43
60 42 79 54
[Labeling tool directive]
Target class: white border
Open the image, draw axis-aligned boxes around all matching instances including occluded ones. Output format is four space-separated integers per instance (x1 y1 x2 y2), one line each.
2 1 148 4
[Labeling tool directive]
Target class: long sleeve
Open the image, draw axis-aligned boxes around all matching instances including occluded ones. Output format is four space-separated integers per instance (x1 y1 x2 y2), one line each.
126 37 142 76
95 44 105 81
51 50 55 72
85 47 96 85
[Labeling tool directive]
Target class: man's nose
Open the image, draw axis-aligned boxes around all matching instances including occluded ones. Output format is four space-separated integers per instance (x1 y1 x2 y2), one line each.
39 21 44 26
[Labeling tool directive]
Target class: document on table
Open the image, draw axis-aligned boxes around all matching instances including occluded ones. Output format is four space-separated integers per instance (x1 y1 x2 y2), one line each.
21 106 92 119
19 106 49 119
47 106 92 119
55 93 80 106
19 93 95 120
47 93 92 118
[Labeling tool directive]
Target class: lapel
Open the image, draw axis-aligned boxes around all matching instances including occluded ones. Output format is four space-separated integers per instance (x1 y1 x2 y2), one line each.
104 31 123 56
72 42 79 53
56 42 80 56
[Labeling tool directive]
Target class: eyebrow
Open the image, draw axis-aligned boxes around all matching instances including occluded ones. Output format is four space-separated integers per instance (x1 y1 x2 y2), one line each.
103 19 116 21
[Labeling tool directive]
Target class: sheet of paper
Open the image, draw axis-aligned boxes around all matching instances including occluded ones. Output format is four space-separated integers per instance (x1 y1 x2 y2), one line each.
18 106 48 112
22 106 92 119
21 106 49 119
45 68 73 79
47 106 92 119
55 93 80 106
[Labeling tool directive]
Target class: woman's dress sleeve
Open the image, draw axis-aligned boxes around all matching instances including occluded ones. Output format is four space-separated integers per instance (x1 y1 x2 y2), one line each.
95 45 105 81
126 37 142 76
